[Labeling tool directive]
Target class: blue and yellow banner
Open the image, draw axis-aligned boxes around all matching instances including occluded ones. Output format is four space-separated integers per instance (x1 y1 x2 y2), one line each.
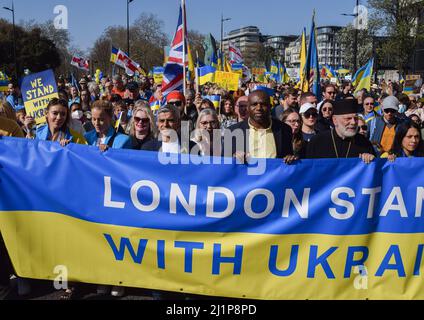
1 137 424 300
21 69 59 125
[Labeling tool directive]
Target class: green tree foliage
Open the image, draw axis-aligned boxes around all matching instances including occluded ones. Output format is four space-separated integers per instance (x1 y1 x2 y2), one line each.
90 13 169 75
336 25 374 70
368 0 424 73
0 19 61 79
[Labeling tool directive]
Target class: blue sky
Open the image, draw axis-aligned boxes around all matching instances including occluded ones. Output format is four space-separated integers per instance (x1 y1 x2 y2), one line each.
0 0 367 51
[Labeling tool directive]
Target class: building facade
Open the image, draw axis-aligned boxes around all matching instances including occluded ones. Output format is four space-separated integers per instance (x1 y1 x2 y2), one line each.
223 25 345 69
222 26 263 68
316 26 344 67
263 35 298 63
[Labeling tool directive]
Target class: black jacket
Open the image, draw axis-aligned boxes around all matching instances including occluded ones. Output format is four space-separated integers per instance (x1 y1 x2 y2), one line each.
224 118 294 158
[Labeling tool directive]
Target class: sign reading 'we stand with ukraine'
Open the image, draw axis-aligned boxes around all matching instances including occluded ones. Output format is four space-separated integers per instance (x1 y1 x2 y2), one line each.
21 69 59 125
0 137 424 299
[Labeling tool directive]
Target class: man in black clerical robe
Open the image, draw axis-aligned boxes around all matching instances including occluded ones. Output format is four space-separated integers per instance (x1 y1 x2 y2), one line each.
306 99 376 163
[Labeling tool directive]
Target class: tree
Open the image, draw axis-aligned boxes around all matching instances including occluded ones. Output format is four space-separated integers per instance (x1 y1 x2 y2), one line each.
90 13 169 76
187 30 205 64
0 19 61 79
368 0 424 73
336 25 374 70
254 43 275 69
21 20 72 77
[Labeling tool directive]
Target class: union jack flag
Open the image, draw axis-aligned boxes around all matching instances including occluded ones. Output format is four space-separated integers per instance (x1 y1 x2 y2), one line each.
228 43 243 65
161 2 185 98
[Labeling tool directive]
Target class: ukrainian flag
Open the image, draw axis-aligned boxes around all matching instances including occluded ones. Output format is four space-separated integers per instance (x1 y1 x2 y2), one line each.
204 95 220 109
110 46 119 64
210 51 218 69
198 66 216 85
278 62 290 83
337 67 350 75
354 58 374 94
0 71 9 92
352 63 367 87
114 112 123 131
224 56 232 73
150 100 161 111
217 50 223 71
270 59 278 75
403 87 414 95
322 65 336 79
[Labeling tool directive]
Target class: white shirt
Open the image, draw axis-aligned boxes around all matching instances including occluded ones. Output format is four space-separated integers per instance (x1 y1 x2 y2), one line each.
161 140 180 154
96 137 107 147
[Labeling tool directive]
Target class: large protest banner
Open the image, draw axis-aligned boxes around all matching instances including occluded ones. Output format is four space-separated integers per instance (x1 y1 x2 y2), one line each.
21 69 59 124
0 137 424 300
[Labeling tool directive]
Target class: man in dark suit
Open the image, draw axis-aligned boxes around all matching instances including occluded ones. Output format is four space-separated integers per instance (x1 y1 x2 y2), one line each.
224 90 296 163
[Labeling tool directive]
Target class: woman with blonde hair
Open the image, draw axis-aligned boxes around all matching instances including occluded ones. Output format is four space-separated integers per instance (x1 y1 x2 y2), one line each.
192 108 222 157
129 100 158 149
0 100 17 121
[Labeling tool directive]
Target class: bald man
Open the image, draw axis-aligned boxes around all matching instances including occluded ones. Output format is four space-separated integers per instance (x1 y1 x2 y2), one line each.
235 96 249 122
225 90 295 162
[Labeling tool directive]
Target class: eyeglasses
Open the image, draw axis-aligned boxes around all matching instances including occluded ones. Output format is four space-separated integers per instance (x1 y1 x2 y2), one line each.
326 91 336 95
384 109 397 114
360 125 368 131
134 117 150 124
303 112 318 118
168 101 183 107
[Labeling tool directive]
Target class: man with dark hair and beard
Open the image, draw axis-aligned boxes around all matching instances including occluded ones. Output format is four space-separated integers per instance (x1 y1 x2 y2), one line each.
306 99 375 163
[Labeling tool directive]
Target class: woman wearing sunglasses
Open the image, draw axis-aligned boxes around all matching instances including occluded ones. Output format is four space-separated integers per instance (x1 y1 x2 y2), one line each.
299 103 318 142
357 116 368 137
129 101 158 149
315 99 335 133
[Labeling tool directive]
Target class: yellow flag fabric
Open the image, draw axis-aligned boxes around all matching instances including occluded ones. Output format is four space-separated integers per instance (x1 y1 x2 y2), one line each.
299 30 308 92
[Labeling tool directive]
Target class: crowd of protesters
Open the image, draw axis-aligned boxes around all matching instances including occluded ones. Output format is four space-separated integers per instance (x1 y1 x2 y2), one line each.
1 72 424 299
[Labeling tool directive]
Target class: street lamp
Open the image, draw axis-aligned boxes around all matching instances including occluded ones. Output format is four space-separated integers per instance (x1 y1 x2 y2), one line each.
3 1 18 80
221 14 231 70
127 0 135 57
342 0 360 73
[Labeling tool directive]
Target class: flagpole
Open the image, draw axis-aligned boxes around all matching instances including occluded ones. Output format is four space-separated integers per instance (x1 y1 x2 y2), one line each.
195 50 200 94
182 0 187 97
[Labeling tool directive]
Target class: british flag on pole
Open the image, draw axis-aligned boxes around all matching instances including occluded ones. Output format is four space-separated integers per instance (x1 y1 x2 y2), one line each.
161 1 185 98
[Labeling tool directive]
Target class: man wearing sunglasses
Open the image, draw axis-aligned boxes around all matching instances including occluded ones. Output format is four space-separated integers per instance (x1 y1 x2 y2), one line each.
369 96 404 156
306 99 375 163
166 90 195 131
361 95 378 139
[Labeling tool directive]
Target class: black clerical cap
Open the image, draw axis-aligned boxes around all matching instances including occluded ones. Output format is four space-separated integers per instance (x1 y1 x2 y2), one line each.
332 99 359 115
